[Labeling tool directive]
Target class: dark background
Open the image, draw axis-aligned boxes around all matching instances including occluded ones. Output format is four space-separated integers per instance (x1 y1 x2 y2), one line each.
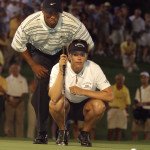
65 0 150 14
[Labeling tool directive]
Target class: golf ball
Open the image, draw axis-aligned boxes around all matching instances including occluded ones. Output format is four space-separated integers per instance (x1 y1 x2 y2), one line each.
131 148 136 150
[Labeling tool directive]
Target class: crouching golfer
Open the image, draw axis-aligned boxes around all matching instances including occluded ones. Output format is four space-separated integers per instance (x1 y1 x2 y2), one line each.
48 39 113 147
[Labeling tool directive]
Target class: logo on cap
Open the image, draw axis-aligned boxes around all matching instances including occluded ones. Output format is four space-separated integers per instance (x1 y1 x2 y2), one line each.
75 43 85 48
50 2 56 5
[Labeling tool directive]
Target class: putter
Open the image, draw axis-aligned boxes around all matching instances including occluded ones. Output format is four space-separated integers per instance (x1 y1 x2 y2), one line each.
62 46 67 144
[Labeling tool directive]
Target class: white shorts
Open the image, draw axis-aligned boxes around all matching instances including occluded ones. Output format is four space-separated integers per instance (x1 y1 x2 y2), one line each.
107 108 128 129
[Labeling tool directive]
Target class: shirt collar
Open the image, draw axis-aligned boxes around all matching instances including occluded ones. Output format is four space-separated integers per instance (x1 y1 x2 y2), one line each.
10 74 21 79
40 11 62 32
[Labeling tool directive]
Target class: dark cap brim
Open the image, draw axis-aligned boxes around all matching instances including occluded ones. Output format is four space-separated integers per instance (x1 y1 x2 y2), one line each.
69 47 88 54
43 7 62 13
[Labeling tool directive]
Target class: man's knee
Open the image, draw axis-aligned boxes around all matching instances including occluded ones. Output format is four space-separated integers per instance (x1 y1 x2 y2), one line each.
49 101 60 112
84 100 106 117
92 101 106 117
49 99 69 113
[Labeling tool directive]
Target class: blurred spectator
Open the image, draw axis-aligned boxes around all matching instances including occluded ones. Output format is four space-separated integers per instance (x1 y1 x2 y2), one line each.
131 71 150 140
129 8 145 61
21 0 35 18
138 32 150 63
120 4 132 37
5 12 24 69
120 35 139 73
27 79 36 138
9 13 23 39
0 50 4 65
130 8 145 40
109 6 124 59
0 32 9 69
4 63 28 137
6 0 21 19
107 73 131 140
0 63 7 136
0 3 8 43
86 4 98 52
96 3 111 56
0 6 8 37
137 12 150 63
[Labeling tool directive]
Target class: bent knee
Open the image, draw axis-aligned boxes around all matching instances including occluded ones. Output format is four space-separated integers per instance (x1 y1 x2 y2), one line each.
49 99 69 112
49 100 61 112
92 101 106 116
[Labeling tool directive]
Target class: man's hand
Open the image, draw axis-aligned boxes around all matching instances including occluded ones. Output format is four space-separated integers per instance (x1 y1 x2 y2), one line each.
21 50 48 78
59 54 67 73
69 86 83 95
31 63 48 78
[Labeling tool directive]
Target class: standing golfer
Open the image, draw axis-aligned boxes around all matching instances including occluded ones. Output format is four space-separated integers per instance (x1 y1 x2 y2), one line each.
49 39 113 147
11 0 94 144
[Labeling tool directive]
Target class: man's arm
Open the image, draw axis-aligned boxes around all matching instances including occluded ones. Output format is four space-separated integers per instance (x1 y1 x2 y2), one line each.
49 71 64 103
0 85 6 94
21 50 48 78
69 86 113 102
21 50 36 67
48 54 67 103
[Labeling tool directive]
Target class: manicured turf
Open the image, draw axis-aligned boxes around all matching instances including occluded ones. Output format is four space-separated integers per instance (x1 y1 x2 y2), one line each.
0 138 150 150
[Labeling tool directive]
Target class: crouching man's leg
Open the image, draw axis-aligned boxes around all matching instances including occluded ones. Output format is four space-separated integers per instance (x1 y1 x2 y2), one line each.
78 99 106 147
49 96 70 145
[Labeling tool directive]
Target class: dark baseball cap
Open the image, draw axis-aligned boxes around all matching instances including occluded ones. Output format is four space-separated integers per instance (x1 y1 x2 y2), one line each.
68 39 88 54
42 0 62 14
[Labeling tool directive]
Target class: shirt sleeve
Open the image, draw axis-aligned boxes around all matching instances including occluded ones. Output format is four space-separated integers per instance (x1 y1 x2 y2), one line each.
73 22 94 50
11 24 29 52
95 65 111 91
1 78 7 92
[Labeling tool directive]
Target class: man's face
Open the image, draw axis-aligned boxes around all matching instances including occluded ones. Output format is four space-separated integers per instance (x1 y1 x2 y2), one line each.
42 11 59 28
9 64 20 77
69 51 87 73
115 76 124 86
140 75 149 85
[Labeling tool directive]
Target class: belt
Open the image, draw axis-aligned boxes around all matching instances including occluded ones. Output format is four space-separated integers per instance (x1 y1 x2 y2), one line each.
27 43 62 58
35 48 62 59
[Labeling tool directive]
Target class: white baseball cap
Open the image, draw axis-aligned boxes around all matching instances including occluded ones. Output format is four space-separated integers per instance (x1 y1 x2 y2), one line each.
140 71 150 77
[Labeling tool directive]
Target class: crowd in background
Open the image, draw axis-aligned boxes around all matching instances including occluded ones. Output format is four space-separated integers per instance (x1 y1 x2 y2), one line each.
0 0 150 71
0 0 150 141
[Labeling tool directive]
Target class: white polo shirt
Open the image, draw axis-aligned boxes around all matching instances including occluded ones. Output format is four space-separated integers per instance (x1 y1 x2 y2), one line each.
6 74 28 97
49 60 111 103
135 85 150 109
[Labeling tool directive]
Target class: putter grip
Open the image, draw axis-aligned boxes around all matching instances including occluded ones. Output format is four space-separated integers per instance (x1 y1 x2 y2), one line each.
63 65 66 76
62 46 67 76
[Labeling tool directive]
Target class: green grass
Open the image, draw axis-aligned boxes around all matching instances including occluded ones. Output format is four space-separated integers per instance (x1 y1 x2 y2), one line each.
0 138 149 150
